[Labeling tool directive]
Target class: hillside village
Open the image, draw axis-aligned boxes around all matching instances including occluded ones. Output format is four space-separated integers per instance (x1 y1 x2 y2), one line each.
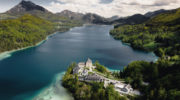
73 58 140 95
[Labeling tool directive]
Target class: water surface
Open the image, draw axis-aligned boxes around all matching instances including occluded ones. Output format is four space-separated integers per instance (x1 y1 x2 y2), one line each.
0 25 157 100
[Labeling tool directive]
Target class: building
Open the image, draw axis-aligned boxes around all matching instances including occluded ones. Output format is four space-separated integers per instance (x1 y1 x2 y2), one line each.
79 74 105 82
114 83 133 94
86 58 92 67
73 58 95 75
72 58 139 95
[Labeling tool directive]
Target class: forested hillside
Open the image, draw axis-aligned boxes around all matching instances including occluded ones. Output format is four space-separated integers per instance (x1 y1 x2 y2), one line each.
110 8 180 100
0 0 82 53
114 59 180 100
110 8 180 57
0 14 56 53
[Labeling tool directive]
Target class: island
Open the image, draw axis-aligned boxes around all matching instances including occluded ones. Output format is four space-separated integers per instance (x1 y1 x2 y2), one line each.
62 58 140 100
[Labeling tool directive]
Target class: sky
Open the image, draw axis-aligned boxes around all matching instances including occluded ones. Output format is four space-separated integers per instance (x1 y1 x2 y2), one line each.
0 0 180 17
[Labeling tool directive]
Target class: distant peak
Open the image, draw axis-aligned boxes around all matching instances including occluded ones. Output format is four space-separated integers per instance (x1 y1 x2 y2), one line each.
62 10 72 12
61 10 73 14
20 0 35 5
6 0 49 14
18 0 46 12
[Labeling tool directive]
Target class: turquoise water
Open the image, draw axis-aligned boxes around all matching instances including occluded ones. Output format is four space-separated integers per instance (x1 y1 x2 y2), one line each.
0 25 157 100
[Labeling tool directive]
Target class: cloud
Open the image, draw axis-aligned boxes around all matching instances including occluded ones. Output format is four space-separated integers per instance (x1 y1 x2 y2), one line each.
45 0 180 17
100 0 114 4
153 0 179 6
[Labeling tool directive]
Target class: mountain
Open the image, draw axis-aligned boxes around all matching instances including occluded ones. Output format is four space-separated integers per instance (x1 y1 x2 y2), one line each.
1 0 116 24
56 10 84 21
3 0 177 25
56 8 176 25
3 0 72 22
144 9 169 18
57 10 110 24
6 0 50 14
82 13 110 24
113 14 150 27
6 0 52 17
146 8 180 26
107 15 119 21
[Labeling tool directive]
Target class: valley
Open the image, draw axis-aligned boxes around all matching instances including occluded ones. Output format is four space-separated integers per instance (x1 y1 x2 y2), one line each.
0 0 179 100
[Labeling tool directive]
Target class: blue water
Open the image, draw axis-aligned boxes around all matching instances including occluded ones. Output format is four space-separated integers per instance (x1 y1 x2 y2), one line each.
0 25 157 100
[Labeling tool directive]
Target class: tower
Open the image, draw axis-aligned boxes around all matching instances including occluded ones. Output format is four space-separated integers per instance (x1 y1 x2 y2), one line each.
86 58 92 67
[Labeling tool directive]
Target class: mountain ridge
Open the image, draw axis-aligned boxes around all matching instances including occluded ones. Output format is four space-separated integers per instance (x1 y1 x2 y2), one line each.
1 0 179 25
113 14 150 27
56 10 111 24
144 9 168 18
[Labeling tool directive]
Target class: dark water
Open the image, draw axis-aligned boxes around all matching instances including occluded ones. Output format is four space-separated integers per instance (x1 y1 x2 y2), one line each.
0 25 157 100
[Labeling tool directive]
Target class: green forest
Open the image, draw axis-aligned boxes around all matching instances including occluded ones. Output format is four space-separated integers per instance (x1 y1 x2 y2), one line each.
120 59 180 100
110 8 180 57
110 8 180 100
0 14 81 53
0 14 54 52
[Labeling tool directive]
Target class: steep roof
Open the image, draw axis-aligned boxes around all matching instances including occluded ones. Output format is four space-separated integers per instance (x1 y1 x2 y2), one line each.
86 58 92 63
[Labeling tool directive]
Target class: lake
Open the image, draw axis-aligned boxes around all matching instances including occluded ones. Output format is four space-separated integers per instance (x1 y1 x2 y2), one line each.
0 25 157 100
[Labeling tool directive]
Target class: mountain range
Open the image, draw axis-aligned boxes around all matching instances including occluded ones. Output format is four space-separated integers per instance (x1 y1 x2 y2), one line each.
0 0 177 25
0 0 109 24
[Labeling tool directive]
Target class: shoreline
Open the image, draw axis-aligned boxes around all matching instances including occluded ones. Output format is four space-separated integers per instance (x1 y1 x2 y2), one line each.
0 31 58 61
13 71 74 100
32 72 74 100
0 24 85 61
110 36 159 61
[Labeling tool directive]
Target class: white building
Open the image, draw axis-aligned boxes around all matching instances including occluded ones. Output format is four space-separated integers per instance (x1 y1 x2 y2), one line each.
73 58 95 75
86 58 92 67
114 83 133 94
72 58 139 95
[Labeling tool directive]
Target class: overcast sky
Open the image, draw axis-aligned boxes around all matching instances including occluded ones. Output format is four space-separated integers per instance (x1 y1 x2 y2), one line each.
0 0 180 17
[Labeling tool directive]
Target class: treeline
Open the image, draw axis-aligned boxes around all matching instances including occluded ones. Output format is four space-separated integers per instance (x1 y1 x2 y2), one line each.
95 61 109 74
110 8 180 100
62 63 127 100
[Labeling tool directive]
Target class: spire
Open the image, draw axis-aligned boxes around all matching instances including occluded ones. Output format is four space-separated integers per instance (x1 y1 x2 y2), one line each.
86 58 92 67
87 58 92 63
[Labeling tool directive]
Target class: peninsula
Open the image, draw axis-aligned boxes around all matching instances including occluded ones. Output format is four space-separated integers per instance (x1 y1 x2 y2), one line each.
62 58 140 100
